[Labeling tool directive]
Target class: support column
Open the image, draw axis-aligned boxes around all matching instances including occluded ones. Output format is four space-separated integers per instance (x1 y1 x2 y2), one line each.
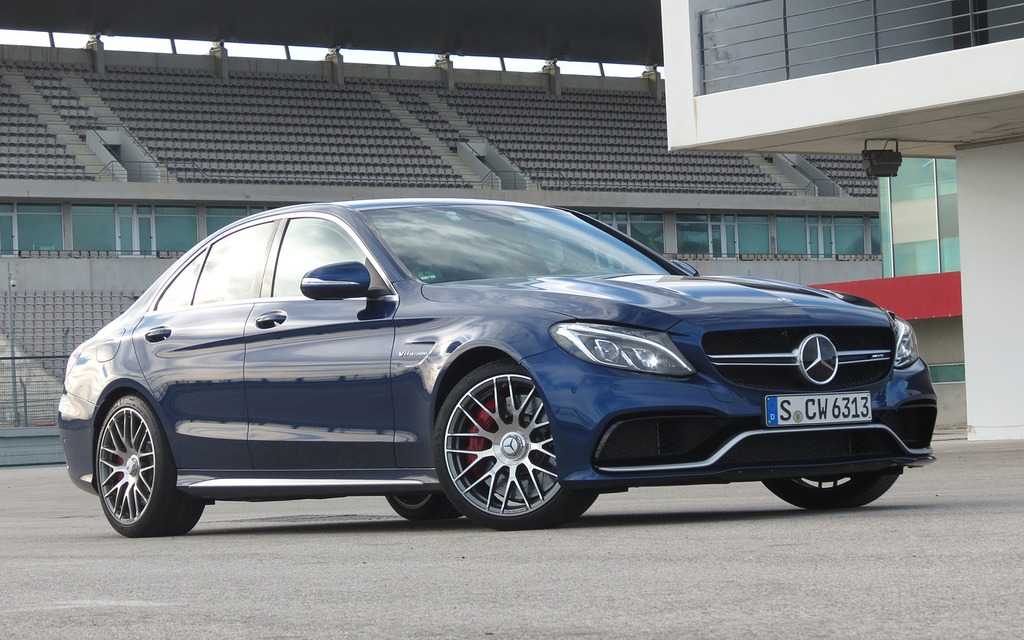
543 60 561 96
210 41 229 81
643 65 663 102
86 34 105 74
324 47 345 86
435 53 455 91
956 139 1024 440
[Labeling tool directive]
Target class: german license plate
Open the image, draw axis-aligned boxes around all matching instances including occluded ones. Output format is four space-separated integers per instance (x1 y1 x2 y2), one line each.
765 391 871 427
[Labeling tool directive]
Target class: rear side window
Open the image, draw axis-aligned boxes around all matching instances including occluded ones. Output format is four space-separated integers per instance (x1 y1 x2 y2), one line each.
272 218 367 297
156 250 205 311
192 222 276 305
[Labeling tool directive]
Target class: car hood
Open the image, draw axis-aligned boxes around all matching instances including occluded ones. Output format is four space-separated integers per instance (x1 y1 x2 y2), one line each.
421 274 891 332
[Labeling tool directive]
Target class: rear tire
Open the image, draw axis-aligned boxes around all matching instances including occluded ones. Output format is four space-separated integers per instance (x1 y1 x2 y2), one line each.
434 360 597 530
385 493 463 521
763 471 900 510
96 395 204 537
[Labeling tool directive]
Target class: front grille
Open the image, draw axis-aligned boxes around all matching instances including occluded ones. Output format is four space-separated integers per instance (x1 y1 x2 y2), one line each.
716 429 903 466
701 326 893 391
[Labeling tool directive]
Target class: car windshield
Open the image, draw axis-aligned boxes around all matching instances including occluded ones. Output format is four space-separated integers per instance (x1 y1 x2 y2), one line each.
360 204 669 284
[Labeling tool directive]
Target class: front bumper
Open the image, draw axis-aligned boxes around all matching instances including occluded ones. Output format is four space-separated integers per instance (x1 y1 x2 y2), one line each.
521 349 937 490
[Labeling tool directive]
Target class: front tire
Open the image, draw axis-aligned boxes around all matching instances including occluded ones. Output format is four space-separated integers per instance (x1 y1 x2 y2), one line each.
763 471 900 510
95 395 204 537
434 360 597 530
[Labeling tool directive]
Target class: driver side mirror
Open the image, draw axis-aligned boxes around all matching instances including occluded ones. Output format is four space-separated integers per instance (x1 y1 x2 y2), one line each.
300 262 372 300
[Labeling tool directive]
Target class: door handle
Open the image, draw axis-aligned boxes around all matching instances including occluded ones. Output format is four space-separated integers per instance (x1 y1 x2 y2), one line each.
255 311 287 329
144 327 172 343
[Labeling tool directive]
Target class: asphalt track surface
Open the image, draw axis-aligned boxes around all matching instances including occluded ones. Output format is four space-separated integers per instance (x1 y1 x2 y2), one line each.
1 436 1022 639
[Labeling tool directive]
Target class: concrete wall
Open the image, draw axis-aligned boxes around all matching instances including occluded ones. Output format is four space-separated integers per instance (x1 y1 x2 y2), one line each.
5 257 173 292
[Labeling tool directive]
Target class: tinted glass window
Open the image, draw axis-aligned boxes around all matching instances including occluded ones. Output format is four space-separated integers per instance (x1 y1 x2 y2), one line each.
272 218 367 297
193 223 275 305
362 205 667 283
157 250 206 311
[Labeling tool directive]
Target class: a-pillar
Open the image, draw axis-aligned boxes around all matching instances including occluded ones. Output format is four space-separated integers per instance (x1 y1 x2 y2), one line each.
543 60 561 96
436 53 455 91
324 48 345 86
210 41 229 81
957 138 1024 440
87 34 105 74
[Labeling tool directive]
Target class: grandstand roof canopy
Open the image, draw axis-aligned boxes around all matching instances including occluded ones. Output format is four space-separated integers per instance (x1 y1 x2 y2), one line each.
2 0 665 65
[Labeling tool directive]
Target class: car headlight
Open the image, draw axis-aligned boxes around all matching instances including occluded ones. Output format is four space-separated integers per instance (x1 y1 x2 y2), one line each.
550 323 695 377
893 316 920 369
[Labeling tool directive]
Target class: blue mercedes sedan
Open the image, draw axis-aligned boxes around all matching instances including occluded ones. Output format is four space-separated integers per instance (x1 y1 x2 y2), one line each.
58 199 937 537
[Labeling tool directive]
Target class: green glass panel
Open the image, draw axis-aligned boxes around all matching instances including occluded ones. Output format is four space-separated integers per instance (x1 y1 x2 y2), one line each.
834 218 866 255
737 215 768 254
936 158 960 273
629 214 663 253
72 213 116 251
0 215 13 254
71 204 115 215
776 216 807 255
18 214 63 250
676 223 709 254
870 218 881 255
154 215 198 252
0 203 13 213
17 203 61 214
879 179 892 276
890 158 939 276
138 217 152 256
119 216 135 255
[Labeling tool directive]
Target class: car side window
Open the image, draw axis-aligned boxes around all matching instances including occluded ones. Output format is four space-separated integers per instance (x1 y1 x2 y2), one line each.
156 249 206 311
192 222 276 306
272 218 368 297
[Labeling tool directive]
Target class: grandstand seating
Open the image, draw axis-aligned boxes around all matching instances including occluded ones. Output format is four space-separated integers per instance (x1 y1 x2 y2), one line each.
804 154 879 198
0 290 140 361
0 57 875 195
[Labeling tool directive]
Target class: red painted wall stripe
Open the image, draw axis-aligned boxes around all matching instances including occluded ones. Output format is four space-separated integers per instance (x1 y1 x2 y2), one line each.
812 272 962 320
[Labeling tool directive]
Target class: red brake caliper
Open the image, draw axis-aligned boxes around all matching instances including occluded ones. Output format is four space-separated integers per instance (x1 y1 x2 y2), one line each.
465 398 496 478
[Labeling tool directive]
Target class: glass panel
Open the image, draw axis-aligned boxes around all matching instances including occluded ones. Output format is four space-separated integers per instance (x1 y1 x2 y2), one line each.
711 222 724 258
0 215 13 254
870 218 881 255
273 218 367 297
879 179 893 277
737 215 769 254
834 217 866 255
119 215 135 255
207 206 249 236
936 159 960 272
16 203 61 214
17 214 63 251
71 204 117 251
138 217 153 257
154 206 198 252
676 214 710 254
776 216 807 255
193 223 276 305
0 204 12 213
890 158 939 276
628 213 664 253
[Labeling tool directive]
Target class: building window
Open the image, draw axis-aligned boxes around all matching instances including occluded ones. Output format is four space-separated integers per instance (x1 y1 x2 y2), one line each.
0 203 13 255
71 204 117 251
15 203 63 251
207 206 251 236
593 212 664 253
881 157 959 277
776 215 808 255
154 205 198 252
737 215 769 254
677 214 710 254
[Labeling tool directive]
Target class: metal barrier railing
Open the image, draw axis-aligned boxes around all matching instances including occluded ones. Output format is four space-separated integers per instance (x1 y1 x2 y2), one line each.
700 0 1024 93
0 356 65 430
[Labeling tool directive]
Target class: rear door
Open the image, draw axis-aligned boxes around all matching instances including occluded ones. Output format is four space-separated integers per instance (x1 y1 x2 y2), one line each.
244 215 397 470
132 220 277 469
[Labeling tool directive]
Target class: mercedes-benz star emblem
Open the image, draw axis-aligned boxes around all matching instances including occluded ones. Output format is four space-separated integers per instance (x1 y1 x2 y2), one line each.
798 333 839 385
500 434 524 458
